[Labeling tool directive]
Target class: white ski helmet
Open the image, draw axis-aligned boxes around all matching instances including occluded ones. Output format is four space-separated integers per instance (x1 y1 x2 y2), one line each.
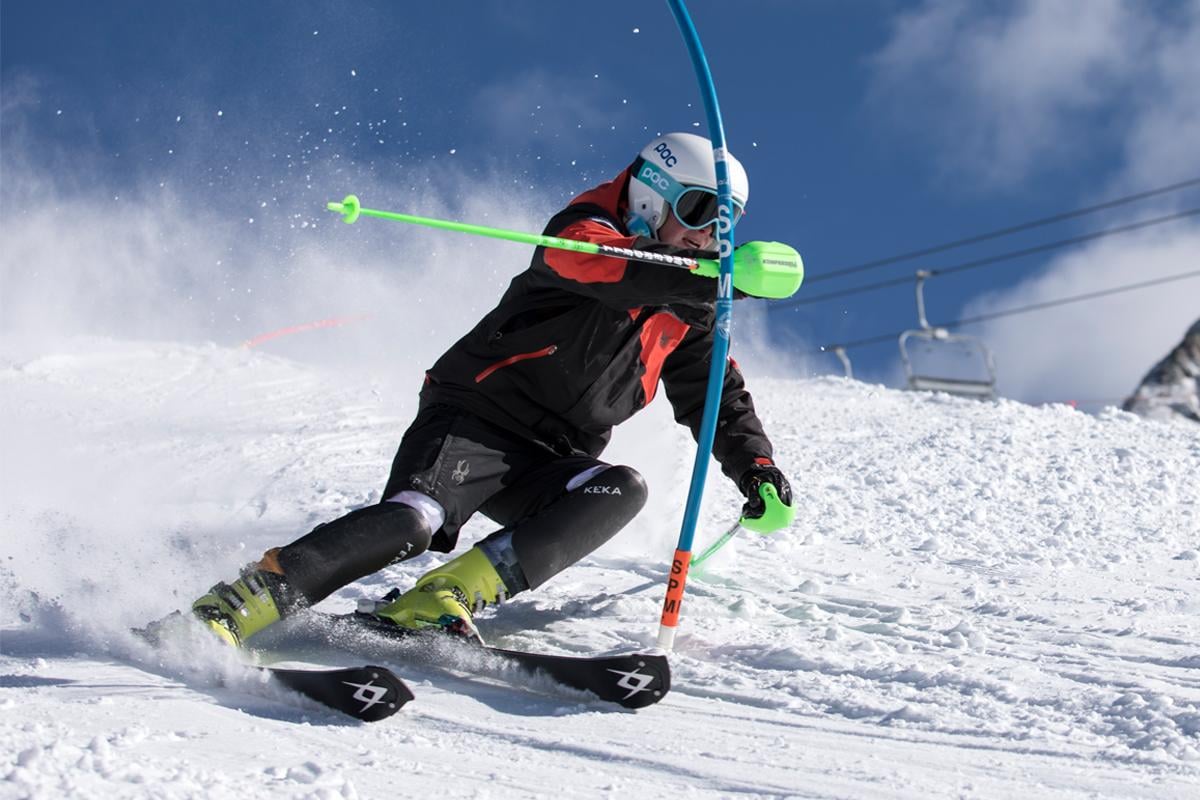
626 131 749 238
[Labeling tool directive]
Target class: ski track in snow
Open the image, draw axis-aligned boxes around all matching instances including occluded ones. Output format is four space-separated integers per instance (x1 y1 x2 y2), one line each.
2 337 1199 798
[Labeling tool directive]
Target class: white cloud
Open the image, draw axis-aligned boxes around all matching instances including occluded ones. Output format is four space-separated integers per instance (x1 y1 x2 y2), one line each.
962 226 1200 405
869 0 1148 186
869 1 1200 406
1119 4 1200 189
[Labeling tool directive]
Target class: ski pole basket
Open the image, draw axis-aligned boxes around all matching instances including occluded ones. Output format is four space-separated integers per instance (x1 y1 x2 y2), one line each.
898 271 997 399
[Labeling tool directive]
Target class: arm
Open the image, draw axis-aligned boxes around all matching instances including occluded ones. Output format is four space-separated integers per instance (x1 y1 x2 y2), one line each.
662 326 795 531
534 216 720 310
660 324 774 483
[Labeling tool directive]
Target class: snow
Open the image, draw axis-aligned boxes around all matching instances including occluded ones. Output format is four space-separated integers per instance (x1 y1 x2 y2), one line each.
3 337 1200 798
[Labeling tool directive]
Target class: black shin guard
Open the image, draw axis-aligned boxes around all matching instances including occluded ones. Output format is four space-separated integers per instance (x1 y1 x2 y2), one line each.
503 465 648 590
276 503 432 605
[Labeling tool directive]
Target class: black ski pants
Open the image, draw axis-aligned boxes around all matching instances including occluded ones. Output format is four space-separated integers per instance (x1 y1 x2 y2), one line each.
276 403 647 605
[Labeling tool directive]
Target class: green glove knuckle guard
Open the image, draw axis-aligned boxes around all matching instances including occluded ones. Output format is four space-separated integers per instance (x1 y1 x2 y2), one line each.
695 241 804 299
740 484 796 534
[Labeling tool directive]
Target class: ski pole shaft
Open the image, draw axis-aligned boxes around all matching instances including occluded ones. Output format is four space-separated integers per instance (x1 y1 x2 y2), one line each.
660 522 740 624
327 195 699 270
692 522 741 568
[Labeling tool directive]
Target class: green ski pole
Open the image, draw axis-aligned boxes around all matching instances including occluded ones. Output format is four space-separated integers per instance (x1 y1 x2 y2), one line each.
326 194 803 300
328 194 696 266
691 484 796 568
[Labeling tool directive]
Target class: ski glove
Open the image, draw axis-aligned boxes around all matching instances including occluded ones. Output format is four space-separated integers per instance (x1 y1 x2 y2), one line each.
737 462 795 534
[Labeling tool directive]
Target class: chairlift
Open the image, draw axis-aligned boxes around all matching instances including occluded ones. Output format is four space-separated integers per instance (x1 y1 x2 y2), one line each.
898 271 997 399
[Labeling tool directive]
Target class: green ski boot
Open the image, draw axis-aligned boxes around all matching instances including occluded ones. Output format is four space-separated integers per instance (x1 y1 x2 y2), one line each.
367 547 511 643
190 551 295 647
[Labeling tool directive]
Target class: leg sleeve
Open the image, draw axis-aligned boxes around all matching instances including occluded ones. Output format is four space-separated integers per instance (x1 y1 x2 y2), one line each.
276 503 432 605
481 464 648 590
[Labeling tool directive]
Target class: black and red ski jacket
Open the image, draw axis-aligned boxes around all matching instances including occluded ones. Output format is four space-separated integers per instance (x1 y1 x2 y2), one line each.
420 167 774 483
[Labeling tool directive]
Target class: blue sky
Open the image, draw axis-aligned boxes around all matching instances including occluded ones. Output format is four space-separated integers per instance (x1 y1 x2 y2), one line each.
3 1 1198 406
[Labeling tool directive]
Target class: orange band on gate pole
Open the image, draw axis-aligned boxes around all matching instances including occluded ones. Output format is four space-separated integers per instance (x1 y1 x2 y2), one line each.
659 549 693 630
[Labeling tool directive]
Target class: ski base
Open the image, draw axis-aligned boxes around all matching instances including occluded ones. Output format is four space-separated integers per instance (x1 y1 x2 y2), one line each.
264 664 413 722
330 612 670 709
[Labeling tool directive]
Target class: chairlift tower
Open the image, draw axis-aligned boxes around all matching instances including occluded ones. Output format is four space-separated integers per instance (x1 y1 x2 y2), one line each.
827 345 853 379
898 271 998 399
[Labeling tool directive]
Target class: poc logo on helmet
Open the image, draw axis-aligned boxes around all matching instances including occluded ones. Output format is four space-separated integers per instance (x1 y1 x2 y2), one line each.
653 142 678 168
639 164 671 192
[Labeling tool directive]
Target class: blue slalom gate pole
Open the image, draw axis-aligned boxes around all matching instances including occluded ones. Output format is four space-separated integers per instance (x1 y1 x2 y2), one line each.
657 0 738 651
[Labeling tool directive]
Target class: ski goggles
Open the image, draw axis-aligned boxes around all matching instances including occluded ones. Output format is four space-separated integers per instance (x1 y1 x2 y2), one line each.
635 159 745 230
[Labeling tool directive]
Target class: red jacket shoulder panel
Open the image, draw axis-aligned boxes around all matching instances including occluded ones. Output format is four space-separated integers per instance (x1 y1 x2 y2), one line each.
543 218 641 284
568 169 630 216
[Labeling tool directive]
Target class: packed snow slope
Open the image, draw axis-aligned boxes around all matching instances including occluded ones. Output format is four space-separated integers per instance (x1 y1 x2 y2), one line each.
2 336 1199 799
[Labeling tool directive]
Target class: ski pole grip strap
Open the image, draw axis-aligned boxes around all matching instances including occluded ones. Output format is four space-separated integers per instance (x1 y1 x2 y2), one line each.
739 484 796 534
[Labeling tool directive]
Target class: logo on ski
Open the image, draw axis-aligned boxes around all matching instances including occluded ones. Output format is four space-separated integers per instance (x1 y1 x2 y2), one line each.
606 666 657 700
342 679 392 713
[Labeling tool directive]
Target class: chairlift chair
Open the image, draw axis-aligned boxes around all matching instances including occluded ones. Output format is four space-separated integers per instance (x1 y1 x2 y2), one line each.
898 271 997 400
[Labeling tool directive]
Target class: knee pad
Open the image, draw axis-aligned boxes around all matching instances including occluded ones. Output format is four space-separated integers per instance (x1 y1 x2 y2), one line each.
276 503 433 604
508 464 647 589
571 464 648 507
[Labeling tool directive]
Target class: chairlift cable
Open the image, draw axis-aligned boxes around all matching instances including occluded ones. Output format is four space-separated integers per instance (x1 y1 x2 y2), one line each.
807 177 1200 284
950 269 1200 328
810 268 1200 355
778 207 1200 308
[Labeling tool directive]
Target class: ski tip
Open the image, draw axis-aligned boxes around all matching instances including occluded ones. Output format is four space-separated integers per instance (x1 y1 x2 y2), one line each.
269 664 413 722
608 654 671 709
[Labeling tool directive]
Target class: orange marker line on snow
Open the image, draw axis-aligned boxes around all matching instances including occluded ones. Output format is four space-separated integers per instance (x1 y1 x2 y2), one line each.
242 314 374 349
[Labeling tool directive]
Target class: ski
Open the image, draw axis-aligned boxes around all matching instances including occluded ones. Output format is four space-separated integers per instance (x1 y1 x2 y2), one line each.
263 664 413 722
326 611 670 709
132 613 413 722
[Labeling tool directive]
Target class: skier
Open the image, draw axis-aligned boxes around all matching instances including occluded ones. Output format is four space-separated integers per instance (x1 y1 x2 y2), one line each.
188 132 795 647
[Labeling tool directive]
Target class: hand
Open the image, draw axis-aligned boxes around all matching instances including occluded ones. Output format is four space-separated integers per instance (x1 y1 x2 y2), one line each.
733 242 804 299
738 462 793 521
692 242 804 300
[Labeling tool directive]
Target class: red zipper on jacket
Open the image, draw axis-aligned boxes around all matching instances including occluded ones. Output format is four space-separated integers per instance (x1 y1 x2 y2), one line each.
474 345 558 383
